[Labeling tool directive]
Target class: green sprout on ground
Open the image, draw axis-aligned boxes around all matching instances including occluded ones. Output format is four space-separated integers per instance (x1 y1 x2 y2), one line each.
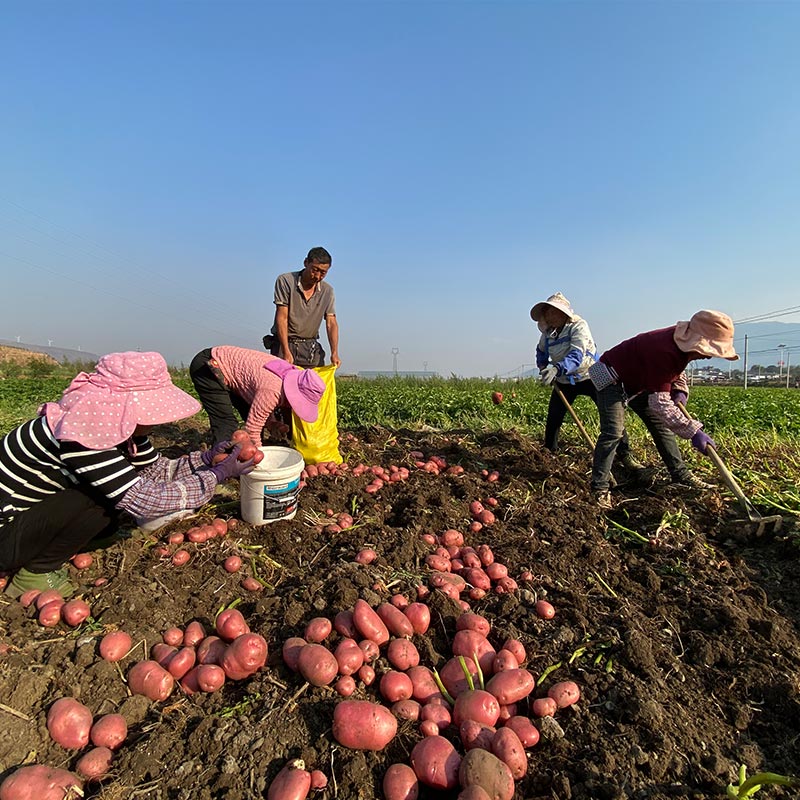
726 765 799 798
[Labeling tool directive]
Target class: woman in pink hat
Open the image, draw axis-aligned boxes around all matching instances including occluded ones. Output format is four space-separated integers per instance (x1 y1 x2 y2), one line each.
189 346 326 446
588 310 739 509
0 352 255 598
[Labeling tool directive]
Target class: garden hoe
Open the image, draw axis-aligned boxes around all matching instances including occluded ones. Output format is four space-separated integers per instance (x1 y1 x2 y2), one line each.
676 402 782 536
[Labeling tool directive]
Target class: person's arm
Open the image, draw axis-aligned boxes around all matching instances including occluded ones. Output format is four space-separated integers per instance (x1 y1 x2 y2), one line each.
275 305 293 365
326 314 340 367
647 392 702 438
245 380 282 444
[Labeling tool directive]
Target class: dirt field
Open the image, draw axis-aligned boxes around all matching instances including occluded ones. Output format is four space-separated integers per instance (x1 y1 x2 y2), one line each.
1 423 798 799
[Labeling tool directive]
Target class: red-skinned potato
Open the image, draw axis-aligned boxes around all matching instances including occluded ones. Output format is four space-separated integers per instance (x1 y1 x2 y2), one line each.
355 548 378 565
267 759 311 800
452 630 496 674
334 676 356 696
504 716 540 748
458 748 514 800
38 601 63 627
390 593 409 610
383 763 419 800
35 589 63 609
46 698 93 749
493 577 518 594
151 642 177 668
439 529 464 547
241 576 264 592
535 599 556 619
357 664 375 685
491 727 528 779
220 633 268 680
452 689 501 727
419 702 451 732
163 627 184 646
548 680 581 708
352 599 390 645
197 664 226 692
492 649 519 673
197 635 226 666
458 787 492 800
167 646 196 679
334 638 364 676
425 554 451 572
99 630 132 662
498 703 517 722
485 668 535 706
0 765 83 799
60 599 91 627
407 666 441 704
459 719 497 751
90 713 127 750
358 638 380 663
216 609 250 642
461 568 491 591
223 556 242 573
310 771 327 790
387 638 420 670
72 553 93 570
485 563 508 581
380 670 414 703
404 603 430 635
531 697 558 717
456 612 491 637
419 719 439 737
391 699 421 721
297 643 339 686
282 637 308 672
410 735 461 790
18 589 41 608
75 746 113 781
333 610 357 638
304 616 332 643
332 700 398 750
183 620 206 647
171 549 190 566
377 603 415 638
440 656 481 698
128 660 174 701
501 638 526 665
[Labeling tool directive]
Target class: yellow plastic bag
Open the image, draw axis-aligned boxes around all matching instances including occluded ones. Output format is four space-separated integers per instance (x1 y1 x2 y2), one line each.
291 365 342 465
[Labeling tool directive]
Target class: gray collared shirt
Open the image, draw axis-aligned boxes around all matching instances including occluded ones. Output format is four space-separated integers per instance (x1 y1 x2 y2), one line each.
271 270 336 339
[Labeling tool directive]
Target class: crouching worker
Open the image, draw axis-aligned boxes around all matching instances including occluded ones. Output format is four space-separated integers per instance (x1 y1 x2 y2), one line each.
589 310 739 509
189 346 326 446
0 352 255 598
530 292 642 470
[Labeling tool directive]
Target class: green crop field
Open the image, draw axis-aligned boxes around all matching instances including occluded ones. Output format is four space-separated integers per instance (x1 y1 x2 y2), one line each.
2 372 800 516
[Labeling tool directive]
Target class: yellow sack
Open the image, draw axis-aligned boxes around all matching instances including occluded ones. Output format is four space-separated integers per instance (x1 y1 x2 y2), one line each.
291 365 342 465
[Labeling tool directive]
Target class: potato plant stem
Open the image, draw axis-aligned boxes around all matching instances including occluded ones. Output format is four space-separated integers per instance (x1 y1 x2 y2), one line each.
537 661 562 684
459 656 475 692
472 653 485 690
431 668 455 705
727 765 800 798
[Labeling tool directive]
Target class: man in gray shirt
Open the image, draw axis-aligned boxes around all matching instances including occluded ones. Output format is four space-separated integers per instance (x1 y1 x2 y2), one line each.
264 246 340 368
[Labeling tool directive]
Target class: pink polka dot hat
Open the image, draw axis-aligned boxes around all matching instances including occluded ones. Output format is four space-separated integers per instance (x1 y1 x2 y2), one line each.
40 351 201 449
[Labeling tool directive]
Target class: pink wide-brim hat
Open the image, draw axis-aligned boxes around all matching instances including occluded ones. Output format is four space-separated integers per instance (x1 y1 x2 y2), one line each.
673 310 738 360
264 359 326 423
40 351 201 449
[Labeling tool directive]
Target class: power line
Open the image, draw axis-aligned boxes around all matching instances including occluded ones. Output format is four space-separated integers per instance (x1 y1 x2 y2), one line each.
734 305 800 324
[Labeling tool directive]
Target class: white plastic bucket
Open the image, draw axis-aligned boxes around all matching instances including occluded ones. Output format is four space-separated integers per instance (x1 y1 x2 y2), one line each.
240 446 305 525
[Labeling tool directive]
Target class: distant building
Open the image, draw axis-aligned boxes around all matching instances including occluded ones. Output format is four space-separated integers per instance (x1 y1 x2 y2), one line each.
357 371 440 380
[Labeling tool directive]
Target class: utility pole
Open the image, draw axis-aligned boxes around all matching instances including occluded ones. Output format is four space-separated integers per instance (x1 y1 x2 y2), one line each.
743 334 749 389
391 348 399 376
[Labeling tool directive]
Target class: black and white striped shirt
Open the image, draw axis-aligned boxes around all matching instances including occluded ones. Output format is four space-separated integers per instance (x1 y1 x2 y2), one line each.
0 416 158 527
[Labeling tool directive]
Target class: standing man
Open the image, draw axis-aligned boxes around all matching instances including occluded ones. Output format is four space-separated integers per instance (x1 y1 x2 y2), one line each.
264 246 341 368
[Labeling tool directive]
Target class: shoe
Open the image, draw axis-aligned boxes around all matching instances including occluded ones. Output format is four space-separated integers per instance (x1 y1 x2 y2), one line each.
594 490 613 510
619 453 645 471
672 473 715 490
5 567 75 600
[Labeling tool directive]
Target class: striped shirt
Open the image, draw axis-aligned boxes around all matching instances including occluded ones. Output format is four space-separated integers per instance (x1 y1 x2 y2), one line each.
0 416 218 527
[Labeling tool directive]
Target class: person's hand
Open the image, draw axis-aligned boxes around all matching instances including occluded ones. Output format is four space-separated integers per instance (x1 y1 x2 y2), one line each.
540 365 558 386
331 353 341 368
691 429 716 454
671 390 688 408
200 439 232 467
208 445 256 482
283 351 295 366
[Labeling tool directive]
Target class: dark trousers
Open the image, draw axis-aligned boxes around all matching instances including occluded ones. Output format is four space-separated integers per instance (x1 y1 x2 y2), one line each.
546 380 632 458
0 489 118 573
267 337 325 368
190 349 252 445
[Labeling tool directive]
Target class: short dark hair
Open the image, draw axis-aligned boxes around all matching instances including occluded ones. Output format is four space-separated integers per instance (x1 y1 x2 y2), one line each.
306 246 332 265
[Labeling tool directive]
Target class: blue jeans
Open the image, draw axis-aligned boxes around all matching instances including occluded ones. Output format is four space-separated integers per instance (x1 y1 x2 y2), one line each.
592 385 690 491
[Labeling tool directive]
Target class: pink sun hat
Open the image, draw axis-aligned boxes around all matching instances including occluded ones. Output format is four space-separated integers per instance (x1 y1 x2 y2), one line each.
40 352 201 449
264 359 327 423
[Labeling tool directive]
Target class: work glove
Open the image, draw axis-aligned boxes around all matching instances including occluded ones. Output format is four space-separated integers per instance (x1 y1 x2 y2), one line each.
200 439 232 467
208 445 256 482
671 390 688 408
540 365 558 386
691 429 717 454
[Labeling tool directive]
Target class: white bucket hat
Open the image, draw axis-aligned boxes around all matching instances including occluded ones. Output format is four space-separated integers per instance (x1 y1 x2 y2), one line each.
530 292 575 323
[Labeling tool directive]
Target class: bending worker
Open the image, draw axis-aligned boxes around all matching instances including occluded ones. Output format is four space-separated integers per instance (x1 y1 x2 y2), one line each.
531 292 643 471
190 346 326 446
264 246 341 368
0 352 254 598
588 310 739 508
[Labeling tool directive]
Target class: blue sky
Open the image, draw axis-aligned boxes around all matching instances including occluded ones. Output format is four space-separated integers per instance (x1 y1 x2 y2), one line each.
2 0 799 377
